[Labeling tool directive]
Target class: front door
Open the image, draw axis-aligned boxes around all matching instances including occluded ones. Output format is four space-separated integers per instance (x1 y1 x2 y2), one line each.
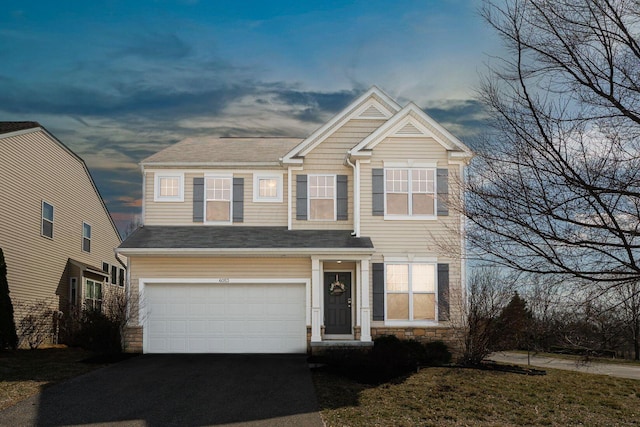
324 272 352 335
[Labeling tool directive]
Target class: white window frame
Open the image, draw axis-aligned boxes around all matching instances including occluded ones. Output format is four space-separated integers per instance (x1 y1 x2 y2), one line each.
82 222 91 253
41 200 54 239
384 167 437 220
204 174 233 224
84 278 102 311
308 174 337 221
253 173 283 203
384 262 438 326
154 172 184 202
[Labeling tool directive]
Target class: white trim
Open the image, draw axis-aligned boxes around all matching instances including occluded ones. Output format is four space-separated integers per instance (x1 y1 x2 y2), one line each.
383 160 438 168
253 173 283 203
41 200 54 239
281 86 401 164
307 174 337 221
204 174 233 224
153 171 184 202
383 167 438 220
383 262 439 324
116 247 375 257
138 277 311 353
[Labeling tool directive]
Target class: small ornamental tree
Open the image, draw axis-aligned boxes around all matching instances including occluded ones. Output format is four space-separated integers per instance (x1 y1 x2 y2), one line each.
494 292 533 351
0 248 18 350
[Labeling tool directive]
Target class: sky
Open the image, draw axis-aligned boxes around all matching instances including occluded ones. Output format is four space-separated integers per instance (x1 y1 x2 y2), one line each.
0 0 500 235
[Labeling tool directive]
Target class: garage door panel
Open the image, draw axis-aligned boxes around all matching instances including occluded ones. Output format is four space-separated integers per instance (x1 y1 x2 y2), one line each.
145 282 306 354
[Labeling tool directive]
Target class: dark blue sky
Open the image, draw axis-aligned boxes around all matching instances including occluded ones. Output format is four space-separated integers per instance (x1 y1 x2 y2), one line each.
1 0 498 234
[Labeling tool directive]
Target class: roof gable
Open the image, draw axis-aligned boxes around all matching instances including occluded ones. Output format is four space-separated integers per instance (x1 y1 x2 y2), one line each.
281 86 401 164
349 103 473 160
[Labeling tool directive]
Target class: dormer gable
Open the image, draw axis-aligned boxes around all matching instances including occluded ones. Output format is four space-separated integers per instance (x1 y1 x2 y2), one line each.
348 102 473 162
281 86 401 164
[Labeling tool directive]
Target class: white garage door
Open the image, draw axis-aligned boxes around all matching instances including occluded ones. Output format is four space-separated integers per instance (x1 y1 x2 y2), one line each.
144 282 306 354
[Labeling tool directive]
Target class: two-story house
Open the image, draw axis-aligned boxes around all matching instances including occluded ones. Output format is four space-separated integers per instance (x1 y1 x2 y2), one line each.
0 122 125 345
118 87 472 354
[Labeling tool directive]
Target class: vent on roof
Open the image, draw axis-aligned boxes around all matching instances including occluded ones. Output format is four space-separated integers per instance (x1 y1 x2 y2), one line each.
358 104 387 119
395 122 423 135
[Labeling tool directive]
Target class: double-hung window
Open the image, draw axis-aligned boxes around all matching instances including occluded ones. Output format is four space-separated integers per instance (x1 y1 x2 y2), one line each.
205 176 232 222
41 201 54 238
385 168 436 217
85 279 102 311
154 173 184 202
386 263 436 321
309 175 335 220
82 222 91 253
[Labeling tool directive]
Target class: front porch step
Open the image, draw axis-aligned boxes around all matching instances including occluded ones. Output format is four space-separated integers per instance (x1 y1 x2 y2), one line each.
310 340 374 355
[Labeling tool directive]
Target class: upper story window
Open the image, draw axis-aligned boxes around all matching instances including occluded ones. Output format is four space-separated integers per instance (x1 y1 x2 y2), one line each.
154 173 184 202
385 168 436 217
386 263 436 321
41 201 54 238
309 175 335 220
205 176 232 222
253 174 283 202
82 222 91 253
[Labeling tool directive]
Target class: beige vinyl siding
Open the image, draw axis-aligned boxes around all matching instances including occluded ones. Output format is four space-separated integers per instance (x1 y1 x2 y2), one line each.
0 130 122 313
128 256 311 323
144 171 288 226
292 119 385 230
361 136 465 326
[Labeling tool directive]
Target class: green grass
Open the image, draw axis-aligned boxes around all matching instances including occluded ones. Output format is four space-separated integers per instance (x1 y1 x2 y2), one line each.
313 366 640 426
0 347 107 411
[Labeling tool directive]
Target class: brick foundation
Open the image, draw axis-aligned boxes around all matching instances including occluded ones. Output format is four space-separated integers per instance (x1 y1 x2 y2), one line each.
123 326 143 353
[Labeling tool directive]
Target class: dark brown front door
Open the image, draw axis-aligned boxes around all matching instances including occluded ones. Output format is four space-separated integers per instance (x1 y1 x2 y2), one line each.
324 272 352 335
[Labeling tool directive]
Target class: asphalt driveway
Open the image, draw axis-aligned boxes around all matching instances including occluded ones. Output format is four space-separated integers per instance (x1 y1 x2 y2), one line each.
0 354 324 427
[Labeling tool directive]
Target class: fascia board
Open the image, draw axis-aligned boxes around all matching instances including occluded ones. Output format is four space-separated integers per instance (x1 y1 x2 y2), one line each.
116 247 376 257
281 86 401 163
140 161 282 168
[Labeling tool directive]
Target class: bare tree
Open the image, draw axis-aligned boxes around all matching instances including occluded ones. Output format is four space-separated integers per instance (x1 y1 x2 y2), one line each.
467 0 640 288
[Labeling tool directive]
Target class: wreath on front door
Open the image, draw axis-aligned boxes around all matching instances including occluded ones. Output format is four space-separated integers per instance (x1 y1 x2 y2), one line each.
329 279 346 296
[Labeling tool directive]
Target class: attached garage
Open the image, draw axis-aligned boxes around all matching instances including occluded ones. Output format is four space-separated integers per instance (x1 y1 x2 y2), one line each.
142 280 307 354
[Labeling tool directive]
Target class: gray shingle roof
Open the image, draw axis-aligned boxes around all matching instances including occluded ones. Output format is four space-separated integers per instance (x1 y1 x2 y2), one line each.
0 122 40 135
119 226 374 250
141 137 303 165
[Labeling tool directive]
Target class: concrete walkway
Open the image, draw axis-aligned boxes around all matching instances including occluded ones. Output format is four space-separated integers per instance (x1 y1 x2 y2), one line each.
488 351 640 380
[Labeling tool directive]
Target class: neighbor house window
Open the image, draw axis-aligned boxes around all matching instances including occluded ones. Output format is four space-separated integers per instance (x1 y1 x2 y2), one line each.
85 279 102 310
386 264 436 321
308 175 335 220
253 174 283 202
118 268 125 287
82 222 91 253
385 169 435 217
205 176 232 222
111 265 117 285
41 201 54 238
102 262 109 273
154 173 184 202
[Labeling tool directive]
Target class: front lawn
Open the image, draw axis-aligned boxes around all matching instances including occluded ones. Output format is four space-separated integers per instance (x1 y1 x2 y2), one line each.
313 366 640 426
0 347 108 411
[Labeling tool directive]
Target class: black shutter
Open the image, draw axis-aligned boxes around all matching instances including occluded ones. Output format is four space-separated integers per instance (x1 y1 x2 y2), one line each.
372 263 385 320
296 174 307 220
437 263 450 321
193 177 204 223
437 169 449 216
337 175 348 220
372 168 384 216
233 177 244 223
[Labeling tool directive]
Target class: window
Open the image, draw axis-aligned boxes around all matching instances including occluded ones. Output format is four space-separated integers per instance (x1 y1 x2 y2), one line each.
154 173 184 202
82 222 91 252
102 262 109 273
85 279 102 310
253 174 283 202
385 169 435 217
70 277 78 306
118 268 125 287
205 176 232 222
386 264 436 321
111 265 117 285
308 175 335 220
41 201 54 238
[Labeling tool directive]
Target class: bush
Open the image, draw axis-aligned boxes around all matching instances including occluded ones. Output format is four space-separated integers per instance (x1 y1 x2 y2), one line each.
65 308 122 354
317 336 452 384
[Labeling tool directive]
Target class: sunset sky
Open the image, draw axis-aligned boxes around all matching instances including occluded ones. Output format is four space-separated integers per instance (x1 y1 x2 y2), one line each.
1 0 499 234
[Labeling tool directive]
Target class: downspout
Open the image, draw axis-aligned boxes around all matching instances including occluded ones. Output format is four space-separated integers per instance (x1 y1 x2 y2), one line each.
287 165 292 230
345 153 360 237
